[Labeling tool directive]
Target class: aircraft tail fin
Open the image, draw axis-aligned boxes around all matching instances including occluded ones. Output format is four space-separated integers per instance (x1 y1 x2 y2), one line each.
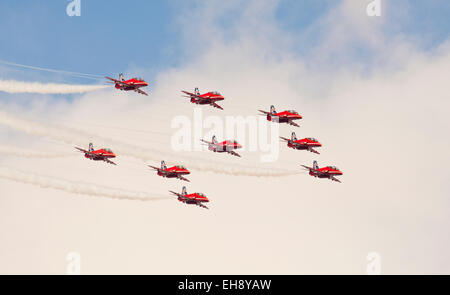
182 186 187 195
88 143 94 152
291 132 297 141
313 160 319 170
212 135 217 144
119 73 125 81
270 105 276 114
161 160 167 170
194 87 200 96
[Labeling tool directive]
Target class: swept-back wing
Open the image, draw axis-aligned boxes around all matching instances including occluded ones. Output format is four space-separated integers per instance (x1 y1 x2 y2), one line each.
75 147 97 157
211 102 223 110
308 148 320 154
75 147 88 153
181 90 202 100
330 176 341 183
227 150 241 157
288 120 300 127
104 158 117 165
177 175 190 182
105 76 127 86
169 190 183 198
148 165 161 172
200 139 213 145
301 164 326 175
135 88 148 96
197 203 209 209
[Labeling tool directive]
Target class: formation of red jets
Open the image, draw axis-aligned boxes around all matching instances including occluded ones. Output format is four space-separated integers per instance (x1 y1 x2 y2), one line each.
76 75 344 208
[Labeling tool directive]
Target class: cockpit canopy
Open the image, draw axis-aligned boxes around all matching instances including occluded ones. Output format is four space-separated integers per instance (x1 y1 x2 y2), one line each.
328 166 338 170
133 77 144 81
211 91 221 95
176 165 186 169
307 137 318 142
197 193 206 198
103 148 113 153
287 110 298 114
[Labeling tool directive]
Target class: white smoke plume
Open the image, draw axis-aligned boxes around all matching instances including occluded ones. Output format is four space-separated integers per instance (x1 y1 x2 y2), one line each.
0 110 299 177
0 79 107 94
0 144 72 158
0 166 168 201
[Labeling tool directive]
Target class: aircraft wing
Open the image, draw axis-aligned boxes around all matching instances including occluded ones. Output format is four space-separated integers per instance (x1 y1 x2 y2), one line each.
135 88 148 96
148 165 161 172
227 150 241 157
330 176 341 183
75 147 88 153
288 120 300 127
105 76 128 86
169 190 183 198
200 139 212 145
211 102 223 110
280 137 290 142
75 147 97 157
177 175 190 182
301 164 313 171
104 158 117 165
301 165 325 174
258 110 270 115
308 147 320 154
181 90 202 100
197 202 209 209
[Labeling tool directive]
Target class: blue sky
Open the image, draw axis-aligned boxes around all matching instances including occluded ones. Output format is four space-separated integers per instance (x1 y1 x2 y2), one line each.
0 0 449 83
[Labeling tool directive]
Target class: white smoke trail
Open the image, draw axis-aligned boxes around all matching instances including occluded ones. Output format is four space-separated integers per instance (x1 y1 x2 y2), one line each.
0 59 103 80
0 79 108 94
0 110 299 177
0 144 72 158
0 166 168 202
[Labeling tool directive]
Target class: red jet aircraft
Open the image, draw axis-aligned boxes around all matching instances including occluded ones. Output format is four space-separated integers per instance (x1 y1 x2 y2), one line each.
148 160 191 182
258 105 302 127
75 143 117 165
301 161 343 183
169 186 209 209
280 132 322 154
105 73 149 96
181 87 225 110
201 135 242 157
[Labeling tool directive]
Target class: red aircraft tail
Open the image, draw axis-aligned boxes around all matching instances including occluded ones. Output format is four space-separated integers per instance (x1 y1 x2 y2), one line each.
161 160 167 170
182 186 187 195
88 143 94 152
